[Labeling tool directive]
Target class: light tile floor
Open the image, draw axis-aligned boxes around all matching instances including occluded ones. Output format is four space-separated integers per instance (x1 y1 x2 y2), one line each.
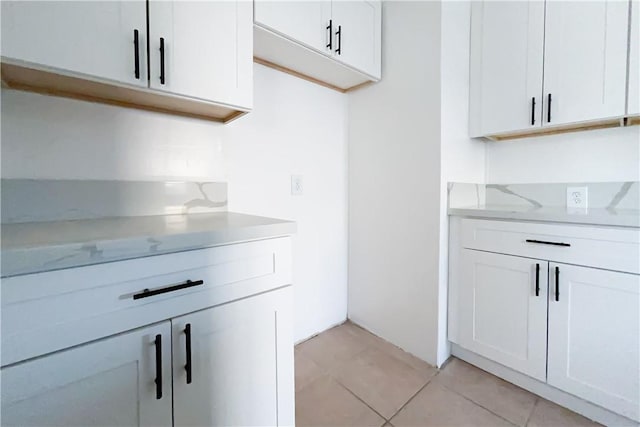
295 321 601 427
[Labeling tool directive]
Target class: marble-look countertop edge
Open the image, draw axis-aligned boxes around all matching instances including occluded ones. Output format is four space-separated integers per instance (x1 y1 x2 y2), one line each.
1 213 297 278
448 207 640 228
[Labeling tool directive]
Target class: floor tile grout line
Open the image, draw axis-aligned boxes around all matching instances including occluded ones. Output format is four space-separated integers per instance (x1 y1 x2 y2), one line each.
524 397 540 427
330 374 390 422
385 371 440 422
435 379 520 426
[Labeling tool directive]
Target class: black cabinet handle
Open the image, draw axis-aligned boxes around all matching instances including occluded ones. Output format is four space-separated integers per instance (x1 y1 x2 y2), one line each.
159 37 166 85
336 25 342 55
326 20 333 50
133 279 204 300
535 263 540 297
154 334 162 399
185 323 192 384
531 97 536 125
555 266 560 301
547 93 552 123
525 239 570 247
133 29 140 79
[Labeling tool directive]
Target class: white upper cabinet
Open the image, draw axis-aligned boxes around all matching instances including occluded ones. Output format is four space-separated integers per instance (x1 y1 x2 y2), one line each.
1 1 147 87
543 0 629 125
148 0 253 109
628 0 639 116
547 264 640 422
469 0 634 138
1 322 173 427
253 0 382 91
331 1 381 79
255 1 332 54
468 1 545 137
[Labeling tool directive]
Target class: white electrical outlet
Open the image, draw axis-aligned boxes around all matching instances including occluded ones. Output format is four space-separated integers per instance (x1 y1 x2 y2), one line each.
567 186 588 209
291 175 303 196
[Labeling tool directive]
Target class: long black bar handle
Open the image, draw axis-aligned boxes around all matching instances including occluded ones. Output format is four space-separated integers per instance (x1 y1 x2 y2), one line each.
525 239 570 247
547 93 552 123
133 29 140 79
133 279 204 300
154 334 163 399
555 266 560 302
535 263 540 297
159 37 166 85
336 25 342 55
185 323 192 384
326 20 333 50
531 97 536 125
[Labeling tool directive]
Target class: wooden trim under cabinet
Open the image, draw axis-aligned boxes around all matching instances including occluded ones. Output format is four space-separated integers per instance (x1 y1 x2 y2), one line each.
1 62 249 123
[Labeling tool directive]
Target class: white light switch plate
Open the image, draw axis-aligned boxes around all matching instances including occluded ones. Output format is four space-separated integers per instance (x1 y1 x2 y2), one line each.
291 175 303 196
567 186 588 209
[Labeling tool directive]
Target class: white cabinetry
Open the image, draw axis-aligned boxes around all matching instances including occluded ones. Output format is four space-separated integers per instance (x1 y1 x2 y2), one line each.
543 0 628 125
148 0 253 108
458 251 547 381
547 263 640 422
1 238 294 427
1 1 147 87
173 287 294 427
468 1 544 136
1 0 252 122
469 0 633 138
629 0 639 116
254 0 381 91
449 217 640 424
1 322 172 427
331 1 381 79
254 1 332 53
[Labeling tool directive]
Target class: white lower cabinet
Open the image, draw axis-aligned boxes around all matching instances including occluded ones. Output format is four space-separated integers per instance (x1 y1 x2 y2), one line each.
1 322 173 427
449 218 640 423
0 238 294 427
547 263 640 422
458 250 548 381
172 287 294 427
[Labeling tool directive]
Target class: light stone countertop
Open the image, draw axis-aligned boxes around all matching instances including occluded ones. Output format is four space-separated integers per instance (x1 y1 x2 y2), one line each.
448 205 640 228
1 212 296 278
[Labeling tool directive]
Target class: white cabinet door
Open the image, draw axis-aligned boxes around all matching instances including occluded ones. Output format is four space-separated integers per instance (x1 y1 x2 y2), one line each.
543 0 629 125
548 264 640 422
629 0 639 116
172 286 294 427
468 1 545 137
458 250 548 381
148 0 253 109
0 322 172 427
255 1 332 54
0 1 147 87
331 0 381 78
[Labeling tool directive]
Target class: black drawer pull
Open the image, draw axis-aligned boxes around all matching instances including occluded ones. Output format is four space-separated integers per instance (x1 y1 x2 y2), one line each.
159 37 166 84
133 29 140 79
531 97 536 125
133 280 204 300
547 93 552 123
555 266 560 301
336 25 342 55
185 323 192 384
525 239 570 247
154 334 162 399
535 263 540 297
326 20 333 50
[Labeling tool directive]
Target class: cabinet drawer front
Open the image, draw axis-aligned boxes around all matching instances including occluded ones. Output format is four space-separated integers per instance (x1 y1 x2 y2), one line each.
1 238 292 366
461 219 640 274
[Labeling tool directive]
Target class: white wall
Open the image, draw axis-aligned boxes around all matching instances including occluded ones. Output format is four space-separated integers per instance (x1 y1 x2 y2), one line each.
0 64 348 343
348 1 442 366
486 126 640 183
438 0 486 366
